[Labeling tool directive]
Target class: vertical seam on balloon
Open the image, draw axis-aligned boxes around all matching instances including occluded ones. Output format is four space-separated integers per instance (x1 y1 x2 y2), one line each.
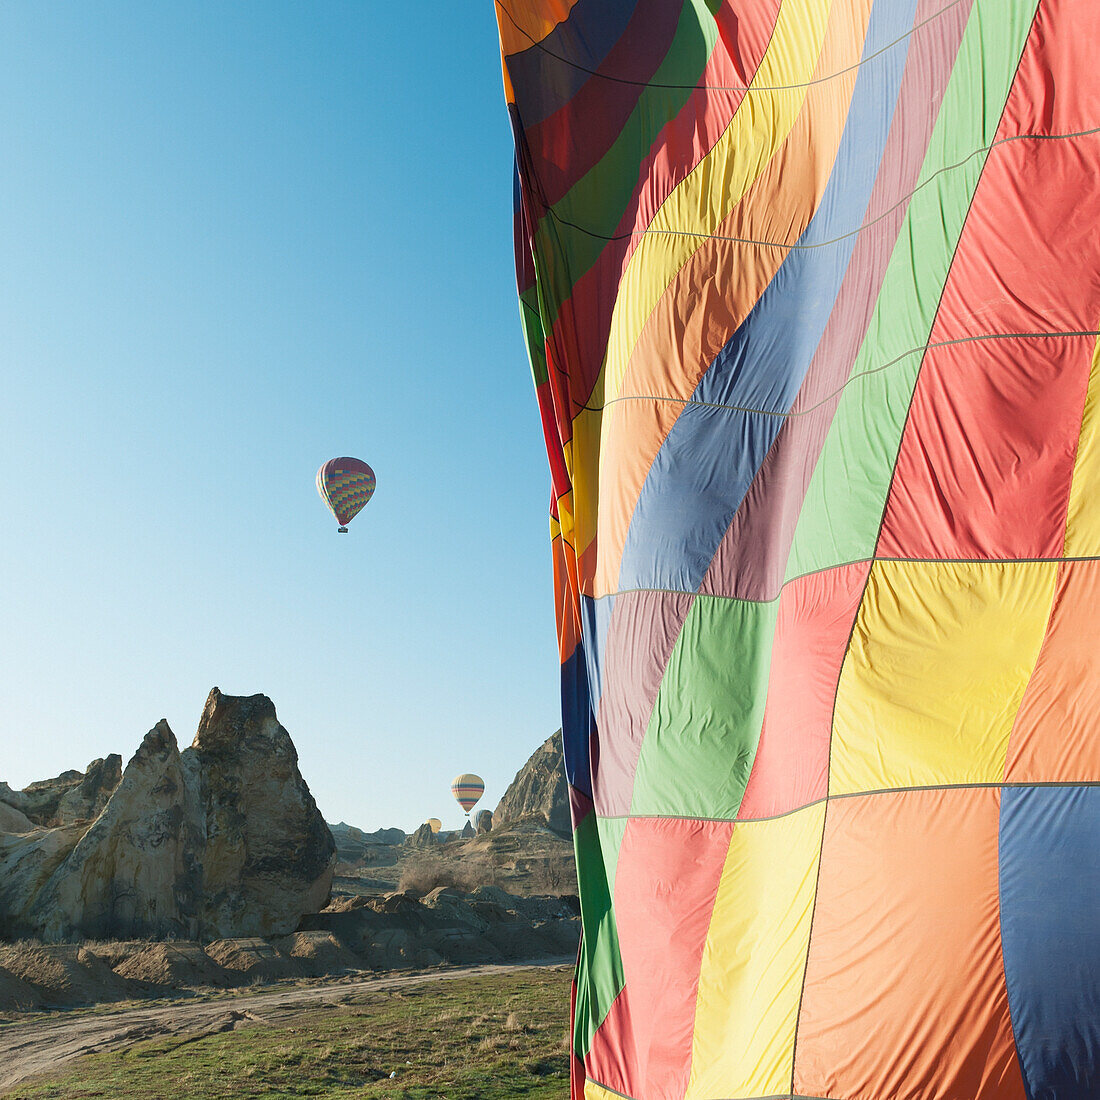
786 0 1041 1086
623 592 698 818
680 821 738 1099
784 564 864 1098
1059 327 1100 559
999 562 1063 784
995 788 1031 1099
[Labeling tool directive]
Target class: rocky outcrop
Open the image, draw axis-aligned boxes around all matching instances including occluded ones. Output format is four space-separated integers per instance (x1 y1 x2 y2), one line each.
189 689 335 938
405 822 436 849
475 810 493 834
24 721 202 942
330 822 406 863
55 756 122 825
0 756 123 828
0 802 33 834
0 884 580 1011
0 690 335 943
494 730 570 837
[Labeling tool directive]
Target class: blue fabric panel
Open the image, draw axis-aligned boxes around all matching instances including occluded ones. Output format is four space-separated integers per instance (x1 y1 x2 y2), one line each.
1000 785 1100 1100
560 643 594 797
505 0 641 128
618 0 917 593
580 592 614 715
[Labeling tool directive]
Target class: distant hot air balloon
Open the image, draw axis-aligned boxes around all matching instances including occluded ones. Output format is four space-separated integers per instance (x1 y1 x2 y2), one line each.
427 817 442 834
316 457 375 533
450 774 484 816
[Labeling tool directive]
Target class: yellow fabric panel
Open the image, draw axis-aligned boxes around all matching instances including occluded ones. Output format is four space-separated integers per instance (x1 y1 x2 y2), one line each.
571 401 603 593
600 0 834 410
684 803 825 1100
1063 331 1100 556
584 1082 626 1100
831 561 1057 796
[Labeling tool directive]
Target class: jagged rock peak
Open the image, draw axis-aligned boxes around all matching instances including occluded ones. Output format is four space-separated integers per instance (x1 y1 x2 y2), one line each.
0 690 334 943
193 688 287 755
494 730 570 837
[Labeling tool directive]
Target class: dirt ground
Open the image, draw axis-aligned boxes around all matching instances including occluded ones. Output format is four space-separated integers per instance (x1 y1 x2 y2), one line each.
0 957 572 1095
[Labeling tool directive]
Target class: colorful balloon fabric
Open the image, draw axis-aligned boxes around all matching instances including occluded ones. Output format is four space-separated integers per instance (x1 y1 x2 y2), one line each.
450 774 485 815
497 2 1100 1098
427 817 442 834
316 457 375 531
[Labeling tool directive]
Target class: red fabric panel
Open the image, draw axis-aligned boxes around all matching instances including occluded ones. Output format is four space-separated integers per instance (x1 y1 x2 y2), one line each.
998 0 1100 138
880 0 1100 560
738 561 869 821
1006 560 1100 782
878 334 1091 560
585 987 638 1097
611 817 732 1100
794 788 1026 1100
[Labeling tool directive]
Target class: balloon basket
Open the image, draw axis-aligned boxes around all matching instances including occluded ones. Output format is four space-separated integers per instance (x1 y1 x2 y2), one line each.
338 526 348 533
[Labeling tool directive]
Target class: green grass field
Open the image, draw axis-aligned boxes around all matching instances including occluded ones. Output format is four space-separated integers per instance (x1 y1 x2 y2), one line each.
10 968 573 1099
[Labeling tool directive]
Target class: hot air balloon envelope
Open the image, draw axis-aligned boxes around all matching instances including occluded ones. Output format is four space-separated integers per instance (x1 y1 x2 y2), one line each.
499 2 1100 1098
427 817 442 834
450 774 484 815
317 457 375 532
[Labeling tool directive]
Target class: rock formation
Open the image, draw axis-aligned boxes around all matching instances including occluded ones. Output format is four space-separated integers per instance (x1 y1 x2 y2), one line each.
494 730 570 836
330 822 406 863
0 755 122 828
405 822 436 849
0 689 334 943
475 809 493 834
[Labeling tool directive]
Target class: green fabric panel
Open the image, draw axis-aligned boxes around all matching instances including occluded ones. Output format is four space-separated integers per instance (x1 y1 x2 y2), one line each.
573 811 627 1056
785 0 1041 582
594 813 628 902
518 288 548 389
530 2 717 336
629 595 779 818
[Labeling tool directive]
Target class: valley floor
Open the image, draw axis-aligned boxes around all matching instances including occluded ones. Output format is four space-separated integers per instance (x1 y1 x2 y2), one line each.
0 960 573 1099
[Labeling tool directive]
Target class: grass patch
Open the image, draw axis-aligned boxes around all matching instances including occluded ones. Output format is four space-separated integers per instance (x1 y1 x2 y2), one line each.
7 967 573 1099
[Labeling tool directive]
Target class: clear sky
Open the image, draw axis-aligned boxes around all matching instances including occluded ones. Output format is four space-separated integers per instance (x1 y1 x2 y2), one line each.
0 3 561 832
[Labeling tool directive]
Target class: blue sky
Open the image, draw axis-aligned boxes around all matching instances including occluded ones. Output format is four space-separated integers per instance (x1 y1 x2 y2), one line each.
0 3 561 831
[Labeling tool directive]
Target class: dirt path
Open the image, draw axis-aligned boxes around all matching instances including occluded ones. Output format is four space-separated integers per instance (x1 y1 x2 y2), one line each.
0 957 572 1093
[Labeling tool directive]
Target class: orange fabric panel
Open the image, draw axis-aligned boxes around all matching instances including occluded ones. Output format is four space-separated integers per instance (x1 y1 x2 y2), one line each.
1006 560 1100 782
794 788 1026 1100
592 397 682 596
496 0 584 59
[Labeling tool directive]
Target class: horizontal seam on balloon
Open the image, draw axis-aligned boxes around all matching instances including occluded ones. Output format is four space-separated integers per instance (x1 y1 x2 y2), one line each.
575 330 1100 416
586 555 1100 605
596 782 1100 824
584 1075 837 1100
541 125 1100 244
497 0 964 92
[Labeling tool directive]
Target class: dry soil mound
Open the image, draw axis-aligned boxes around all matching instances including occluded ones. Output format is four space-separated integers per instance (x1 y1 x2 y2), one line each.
109 941 232 990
